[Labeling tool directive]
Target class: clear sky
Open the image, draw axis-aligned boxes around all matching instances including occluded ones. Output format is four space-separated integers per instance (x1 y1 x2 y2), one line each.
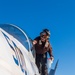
0 0 75 75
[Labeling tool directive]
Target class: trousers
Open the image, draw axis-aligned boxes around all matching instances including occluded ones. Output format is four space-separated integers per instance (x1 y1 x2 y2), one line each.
36 53 48 75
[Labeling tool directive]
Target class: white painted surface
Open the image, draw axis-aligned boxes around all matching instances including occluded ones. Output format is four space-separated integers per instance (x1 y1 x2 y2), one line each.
0 28 39 75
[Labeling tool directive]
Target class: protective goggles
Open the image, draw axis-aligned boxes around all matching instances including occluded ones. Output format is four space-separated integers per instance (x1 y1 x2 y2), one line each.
40 32 50 39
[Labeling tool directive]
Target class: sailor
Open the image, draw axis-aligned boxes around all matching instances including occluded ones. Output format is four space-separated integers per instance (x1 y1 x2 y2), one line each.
33 29 54 75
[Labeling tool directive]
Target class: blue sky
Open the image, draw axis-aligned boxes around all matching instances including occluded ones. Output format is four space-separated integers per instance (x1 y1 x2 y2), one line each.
0 0 75 75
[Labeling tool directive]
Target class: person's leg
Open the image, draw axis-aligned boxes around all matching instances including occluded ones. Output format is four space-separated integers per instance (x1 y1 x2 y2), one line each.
41 53 48 75
42 64 48 75
36 54 41 73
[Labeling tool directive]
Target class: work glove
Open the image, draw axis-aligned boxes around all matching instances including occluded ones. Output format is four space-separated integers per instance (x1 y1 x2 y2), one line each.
50 56 54 61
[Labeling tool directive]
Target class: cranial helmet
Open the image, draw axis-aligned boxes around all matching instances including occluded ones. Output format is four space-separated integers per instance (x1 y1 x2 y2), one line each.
40 29 50 39
43 29 50 36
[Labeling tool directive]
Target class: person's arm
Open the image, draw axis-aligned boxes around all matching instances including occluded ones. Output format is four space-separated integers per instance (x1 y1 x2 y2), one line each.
33 40 37 45
32 36 40 45
48 44 54 60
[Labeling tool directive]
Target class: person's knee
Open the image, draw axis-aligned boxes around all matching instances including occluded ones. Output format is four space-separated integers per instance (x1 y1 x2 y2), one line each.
42 65 48 75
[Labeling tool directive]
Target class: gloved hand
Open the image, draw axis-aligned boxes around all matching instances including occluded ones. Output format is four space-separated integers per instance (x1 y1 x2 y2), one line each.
33 40 37 45
50 56 54 61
